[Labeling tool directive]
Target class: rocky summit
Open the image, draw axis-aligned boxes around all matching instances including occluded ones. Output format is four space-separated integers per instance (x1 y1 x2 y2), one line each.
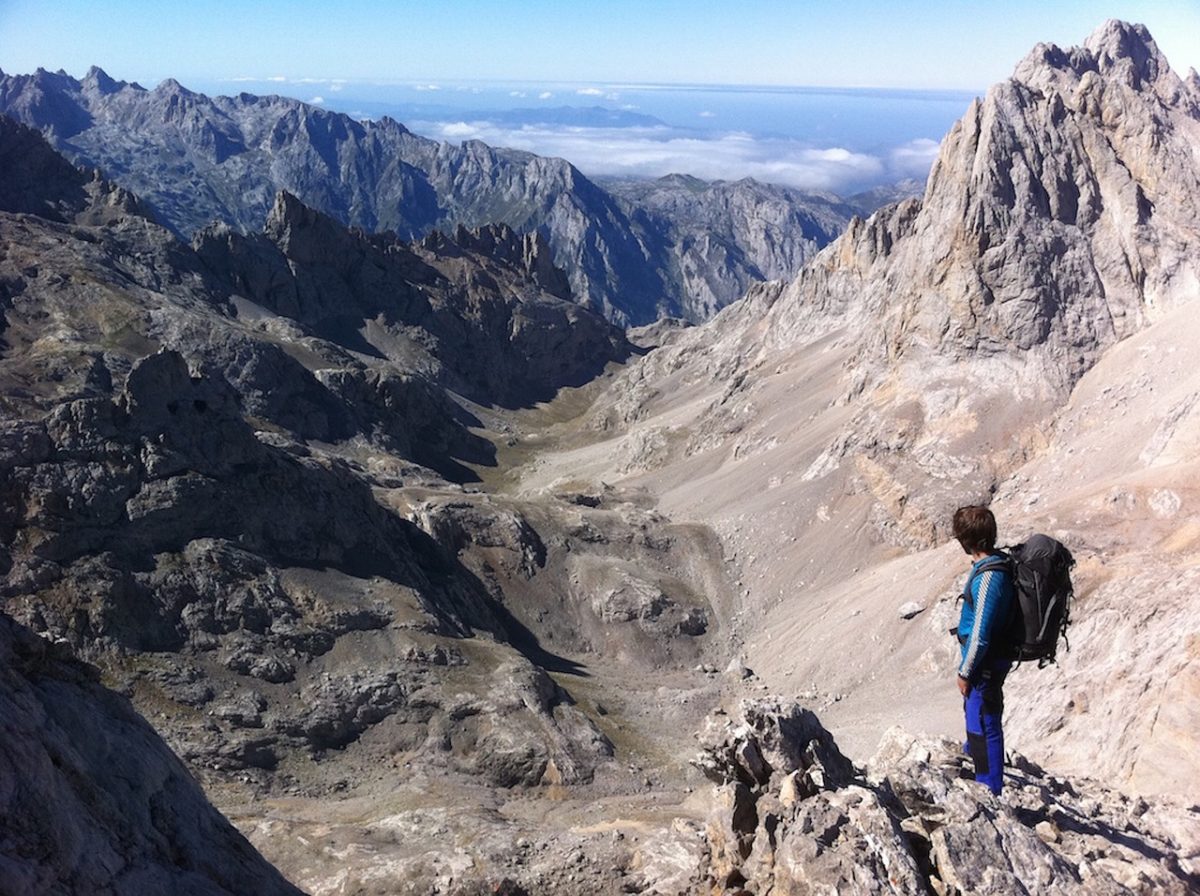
0 68 853 326
2 17 1200 896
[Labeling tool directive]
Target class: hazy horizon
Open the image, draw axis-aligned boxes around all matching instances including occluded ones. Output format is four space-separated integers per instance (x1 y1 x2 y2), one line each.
5 3 1198 196
204 74 973 195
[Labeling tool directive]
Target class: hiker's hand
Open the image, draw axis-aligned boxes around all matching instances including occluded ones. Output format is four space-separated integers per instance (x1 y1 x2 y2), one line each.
957 675 970 697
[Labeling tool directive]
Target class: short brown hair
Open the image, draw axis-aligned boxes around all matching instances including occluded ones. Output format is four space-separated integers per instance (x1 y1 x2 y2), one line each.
953 506 997 554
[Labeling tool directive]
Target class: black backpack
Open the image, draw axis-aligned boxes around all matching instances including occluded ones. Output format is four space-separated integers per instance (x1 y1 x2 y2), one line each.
963 534 1075 666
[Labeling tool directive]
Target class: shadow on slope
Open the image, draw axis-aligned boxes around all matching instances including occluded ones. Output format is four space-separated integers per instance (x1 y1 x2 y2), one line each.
0 611 304 896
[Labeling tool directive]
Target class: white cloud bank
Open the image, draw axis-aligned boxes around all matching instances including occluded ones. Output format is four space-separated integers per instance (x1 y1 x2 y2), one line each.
889 138 941 179
410 120 940 195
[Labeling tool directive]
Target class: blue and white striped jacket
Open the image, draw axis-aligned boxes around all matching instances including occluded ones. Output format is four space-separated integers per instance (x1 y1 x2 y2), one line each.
957 554 1015 680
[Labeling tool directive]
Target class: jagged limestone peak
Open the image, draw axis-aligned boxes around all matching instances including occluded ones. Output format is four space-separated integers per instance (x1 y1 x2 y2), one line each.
81 65 122 94
1083 18 1166 78
154 76 193 96
1013 18 1176 96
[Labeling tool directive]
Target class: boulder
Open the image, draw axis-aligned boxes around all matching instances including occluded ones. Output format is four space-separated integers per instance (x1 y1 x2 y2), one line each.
692 700 1200 895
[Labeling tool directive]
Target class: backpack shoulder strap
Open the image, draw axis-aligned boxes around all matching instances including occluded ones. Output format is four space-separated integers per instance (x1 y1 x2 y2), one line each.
961 553 1012 608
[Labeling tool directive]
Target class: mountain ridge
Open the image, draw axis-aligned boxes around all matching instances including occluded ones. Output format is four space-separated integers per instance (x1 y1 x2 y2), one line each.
0 67 856 325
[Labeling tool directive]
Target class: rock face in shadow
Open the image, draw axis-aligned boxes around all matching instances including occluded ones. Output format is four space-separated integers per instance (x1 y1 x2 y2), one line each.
0 612 305 896
194 190 630 409
687 699 1199 896
0 122 631 806
3 349 502 636
0 68 852 324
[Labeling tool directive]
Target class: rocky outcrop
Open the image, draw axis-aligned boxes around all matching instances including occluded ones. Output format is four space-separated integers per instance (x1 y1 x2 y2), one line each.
195 190 632 409
0 612 304 896
0 70 852 323
689 699 1199 895
423 222 573 302
601 175 852 318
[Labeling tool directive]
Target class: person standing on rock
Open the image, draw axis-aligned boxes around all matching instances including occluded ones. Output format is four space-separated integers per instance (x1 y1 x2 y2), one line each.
952 505 1015 795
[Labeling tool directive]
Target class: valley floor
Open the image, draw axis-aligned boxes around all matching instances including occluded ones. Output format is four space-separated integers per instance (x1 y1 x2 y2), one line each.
212 358 976 894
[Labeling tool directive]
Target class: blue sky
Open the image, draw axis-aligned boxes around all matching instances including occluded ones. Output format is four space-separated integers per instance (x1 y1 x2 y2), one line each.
2 1 1197 90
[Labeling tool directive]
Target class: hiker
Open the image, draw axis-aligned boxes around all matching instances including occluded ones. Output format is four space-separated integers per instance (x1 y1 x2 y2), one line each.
952 505 1014 795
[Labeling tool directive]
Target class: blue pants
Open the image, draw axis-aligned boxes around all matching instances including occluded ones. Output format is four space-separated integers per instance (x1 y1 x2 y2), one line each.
964 661 1010 794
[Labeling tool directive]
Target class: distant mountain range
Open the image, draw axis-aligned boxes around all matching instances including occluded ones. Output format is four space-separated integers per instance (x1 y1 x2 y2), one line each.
0 67 858 325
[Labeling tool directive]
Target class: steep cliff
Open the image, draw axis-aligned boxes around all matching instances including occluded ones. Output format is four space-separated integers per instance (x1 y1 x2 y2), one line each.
682 700 1198 895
